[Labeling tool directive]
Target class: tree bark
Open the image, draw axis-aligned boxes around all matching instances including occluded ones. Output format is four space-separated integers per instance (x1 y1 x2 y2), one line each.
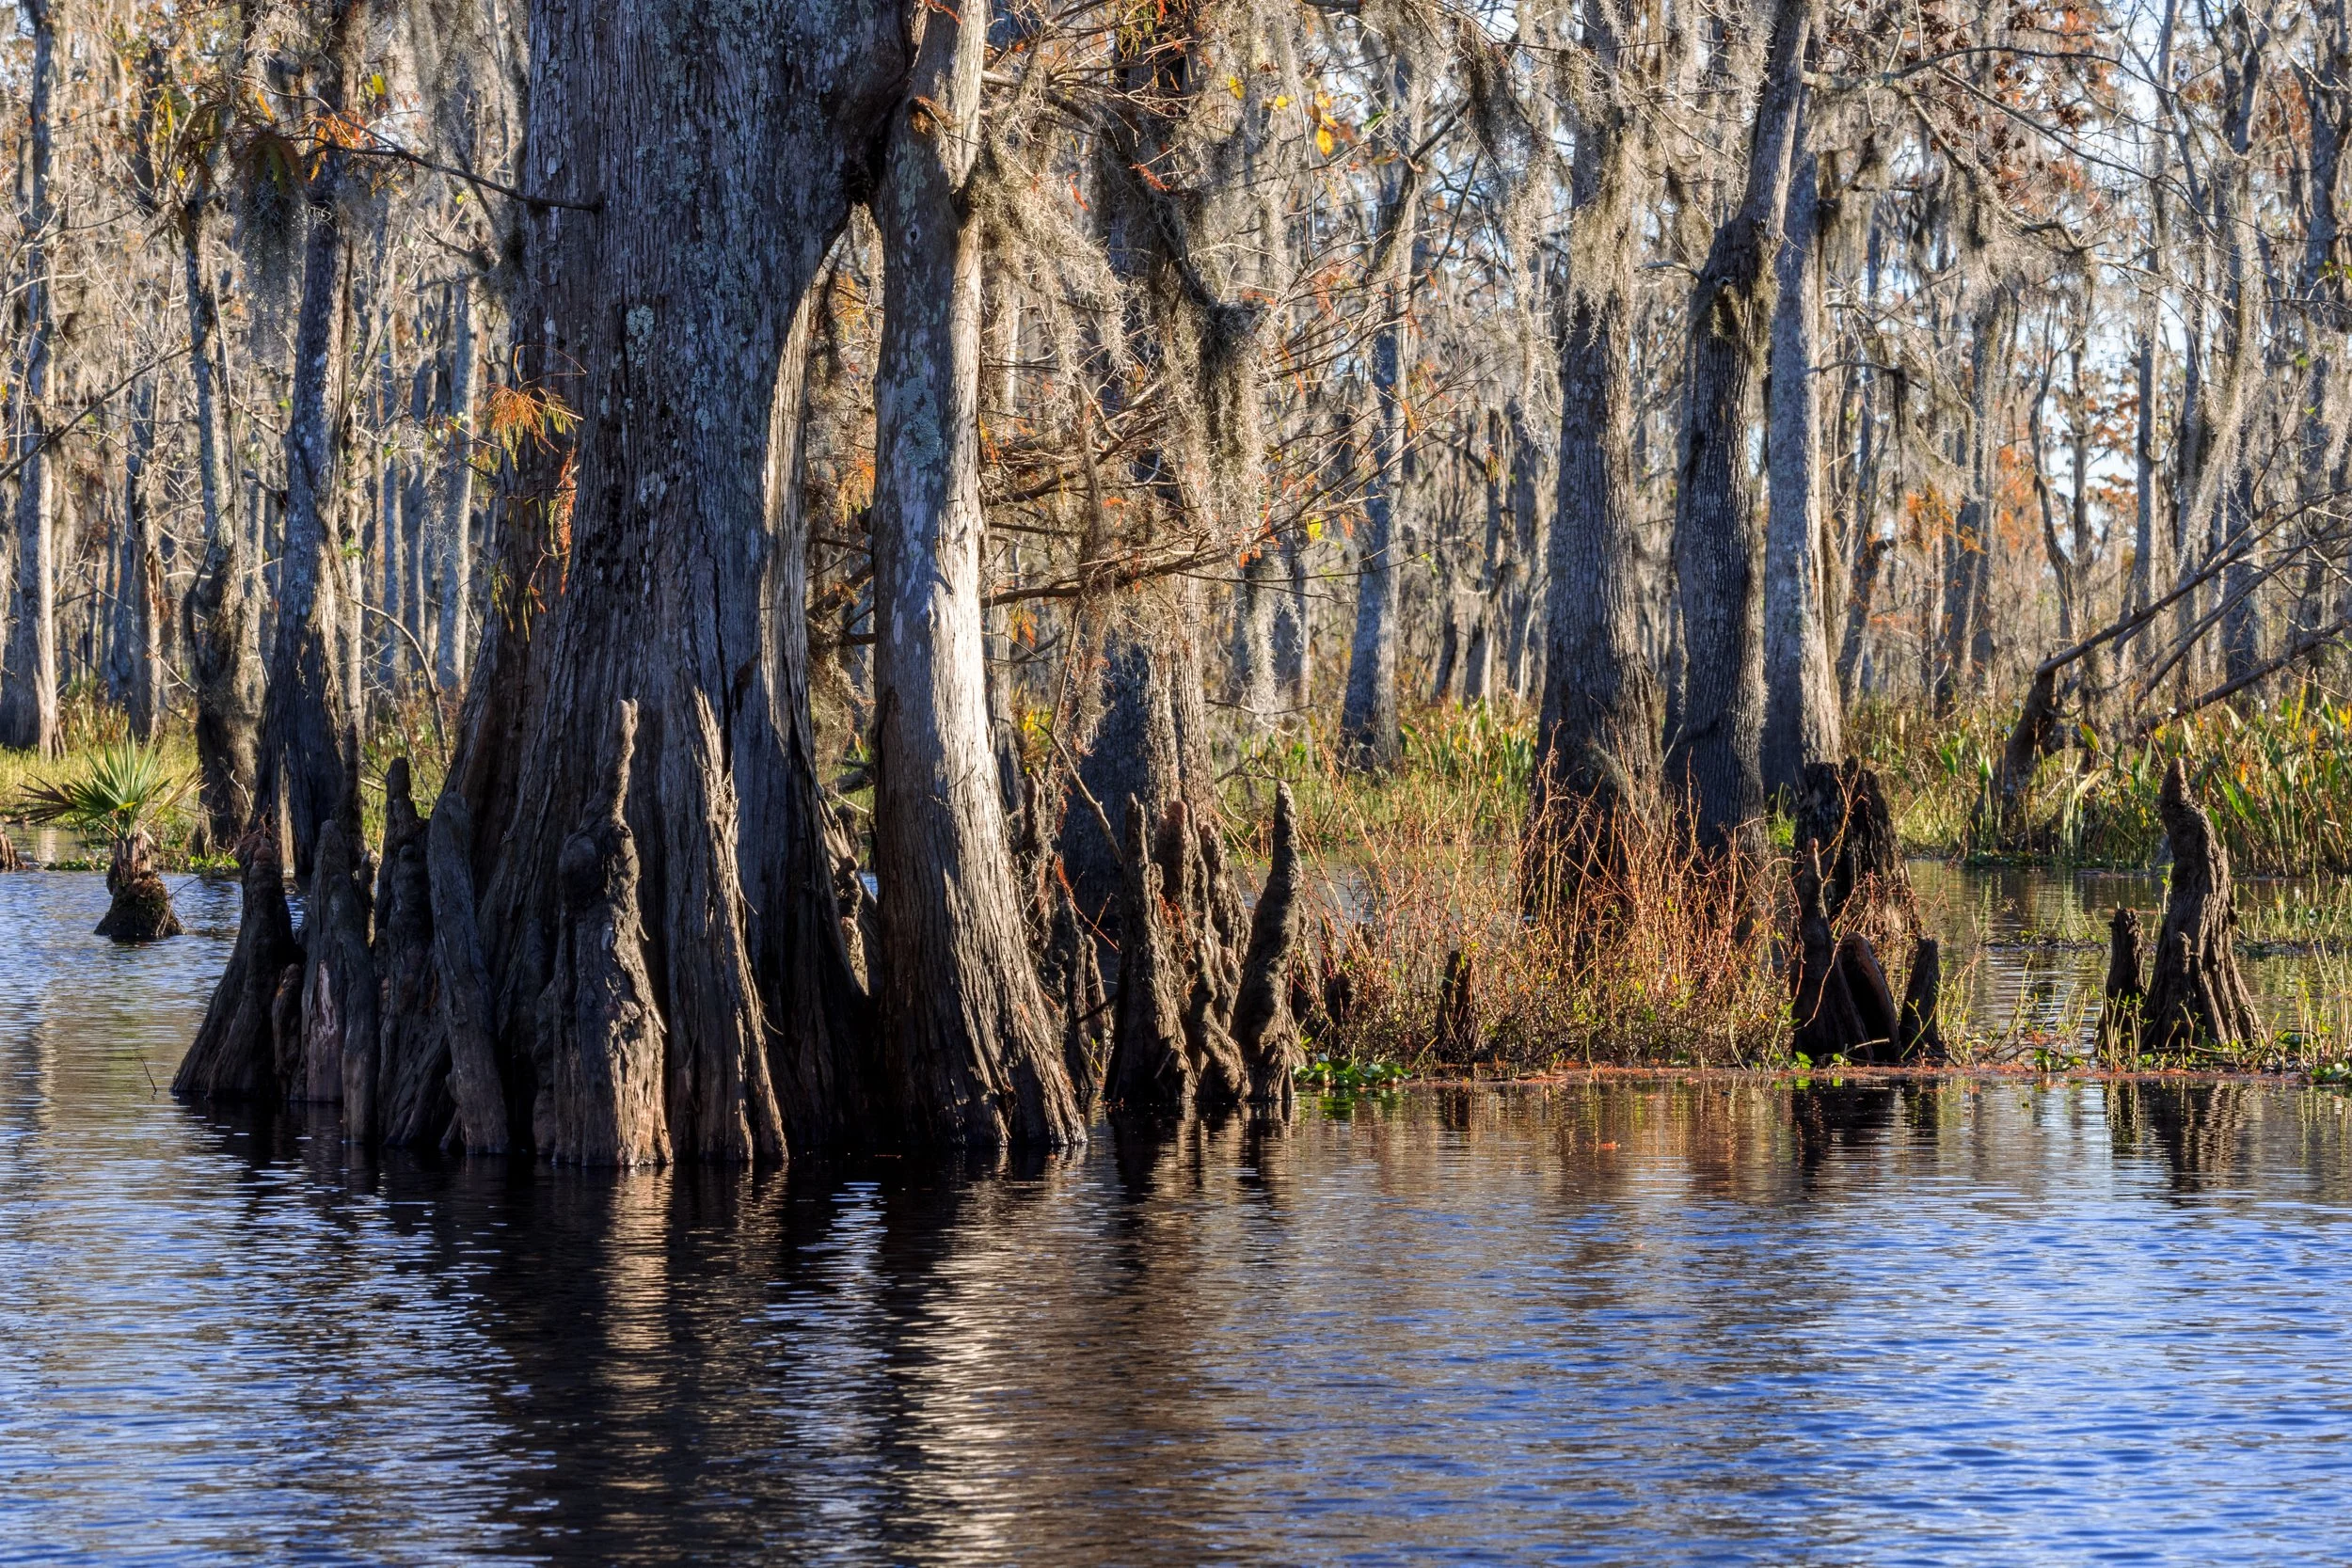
1530 0 1662 898
259 0 370 872
1665 0 1813 855
868 0 1083 1151
429 0 903 1163
1 0 59 755
1760 133 1842 797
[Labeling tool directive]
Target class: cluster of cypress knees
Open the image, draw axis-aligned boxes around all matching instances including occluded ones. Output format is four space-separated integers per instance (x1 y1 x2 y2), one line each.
1787 754 2262 1064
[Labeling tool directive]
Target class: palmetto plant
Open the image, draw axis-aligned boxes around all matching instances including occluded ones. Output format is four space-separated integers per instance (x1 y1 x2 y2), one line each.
11 742 195 847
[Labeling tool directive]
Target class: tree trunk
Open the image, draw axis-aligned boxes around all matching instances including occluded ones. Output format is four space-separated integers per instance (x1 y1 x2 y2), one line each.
172 824 301 1102
1528 0 1661 904
1 0 59 755
868 0 1082 1151
1339 279 1412 767
1665 0 1813 855
437 278 478 692
424 0 902 1163
1760 134 1842 798
181 199 262 849
124 374 164 741
1338 51 1426 769
259 0 369 872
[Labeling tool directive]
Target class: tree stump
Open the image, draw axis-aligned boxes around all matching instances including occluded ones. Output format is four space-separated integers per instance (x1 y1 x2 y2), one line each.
2097 907 2145 1058
371 758 443 1148
94 828 183 942
2140 760 2263 1056
0 827 22 872
1790 848 1921 1065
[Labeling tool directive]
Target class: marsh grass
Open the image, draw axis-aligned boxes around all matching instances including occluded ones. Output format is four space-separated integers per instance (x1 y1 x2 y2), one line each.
1852 691 2352 875
1226 701 1786 1073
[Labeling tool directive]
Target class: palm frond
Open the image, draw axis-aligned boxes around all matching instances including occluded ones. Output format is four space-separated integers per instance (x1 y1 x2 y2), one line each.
11 742 196 843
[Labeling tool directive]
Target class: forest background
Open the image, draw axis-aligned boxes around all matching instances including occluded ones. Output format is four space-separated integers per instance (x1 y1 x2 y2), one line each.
3 0 2349 1158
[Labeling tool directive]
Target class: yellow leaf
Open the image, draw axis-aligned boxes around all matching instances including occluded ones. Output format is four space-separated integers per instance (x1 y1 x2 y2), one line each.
1315 125 1334 155
1273 93 1291 110
1229 74 1244 99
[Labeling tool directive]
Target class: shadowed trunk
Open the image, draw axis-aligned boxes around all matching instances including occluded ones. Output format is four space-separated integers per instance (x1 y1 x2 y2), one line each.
868 0 1082 1151
295 819 376 1112
1666 0 1814 855
2098 906 2145 1057
173 825 301 1102
370 758 439 1146
258 0 369 874
181 198 262 849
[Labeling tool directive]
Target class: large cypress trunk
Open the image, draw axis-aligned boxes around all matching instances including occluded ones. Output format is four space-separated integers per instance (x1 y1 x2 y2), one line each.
432 0 904 1162
1 0 59 756
1529 0 1661 895
867 0 1082 1150
1665 0 1814 855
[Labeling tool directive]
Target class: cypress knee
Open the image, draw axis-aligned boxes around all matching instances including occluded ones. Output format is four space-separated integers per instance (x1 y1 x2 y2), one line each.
1895 936 1943 1064
2140 761 2263 1056
2097 907 2145 1059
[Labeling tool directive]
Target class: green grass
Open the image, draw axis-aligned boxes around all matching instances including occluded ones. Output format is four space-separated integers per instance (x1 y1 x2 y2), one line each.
1852 690 2352 875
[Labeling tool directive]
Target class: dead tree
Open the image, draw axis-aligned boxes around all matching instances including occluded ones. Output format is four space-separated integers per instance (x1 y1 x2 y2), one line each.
2140 760 2264 1055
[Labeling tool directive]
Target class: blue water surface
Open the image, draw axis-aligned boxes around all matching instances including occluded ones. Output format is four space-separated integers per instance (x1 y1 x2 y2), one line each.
4 870 2350 1565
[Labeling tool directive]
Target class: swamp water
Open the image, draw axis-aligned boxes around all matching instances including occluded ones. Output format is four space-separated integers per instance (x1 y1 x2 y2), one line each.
7 869 2352 1564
